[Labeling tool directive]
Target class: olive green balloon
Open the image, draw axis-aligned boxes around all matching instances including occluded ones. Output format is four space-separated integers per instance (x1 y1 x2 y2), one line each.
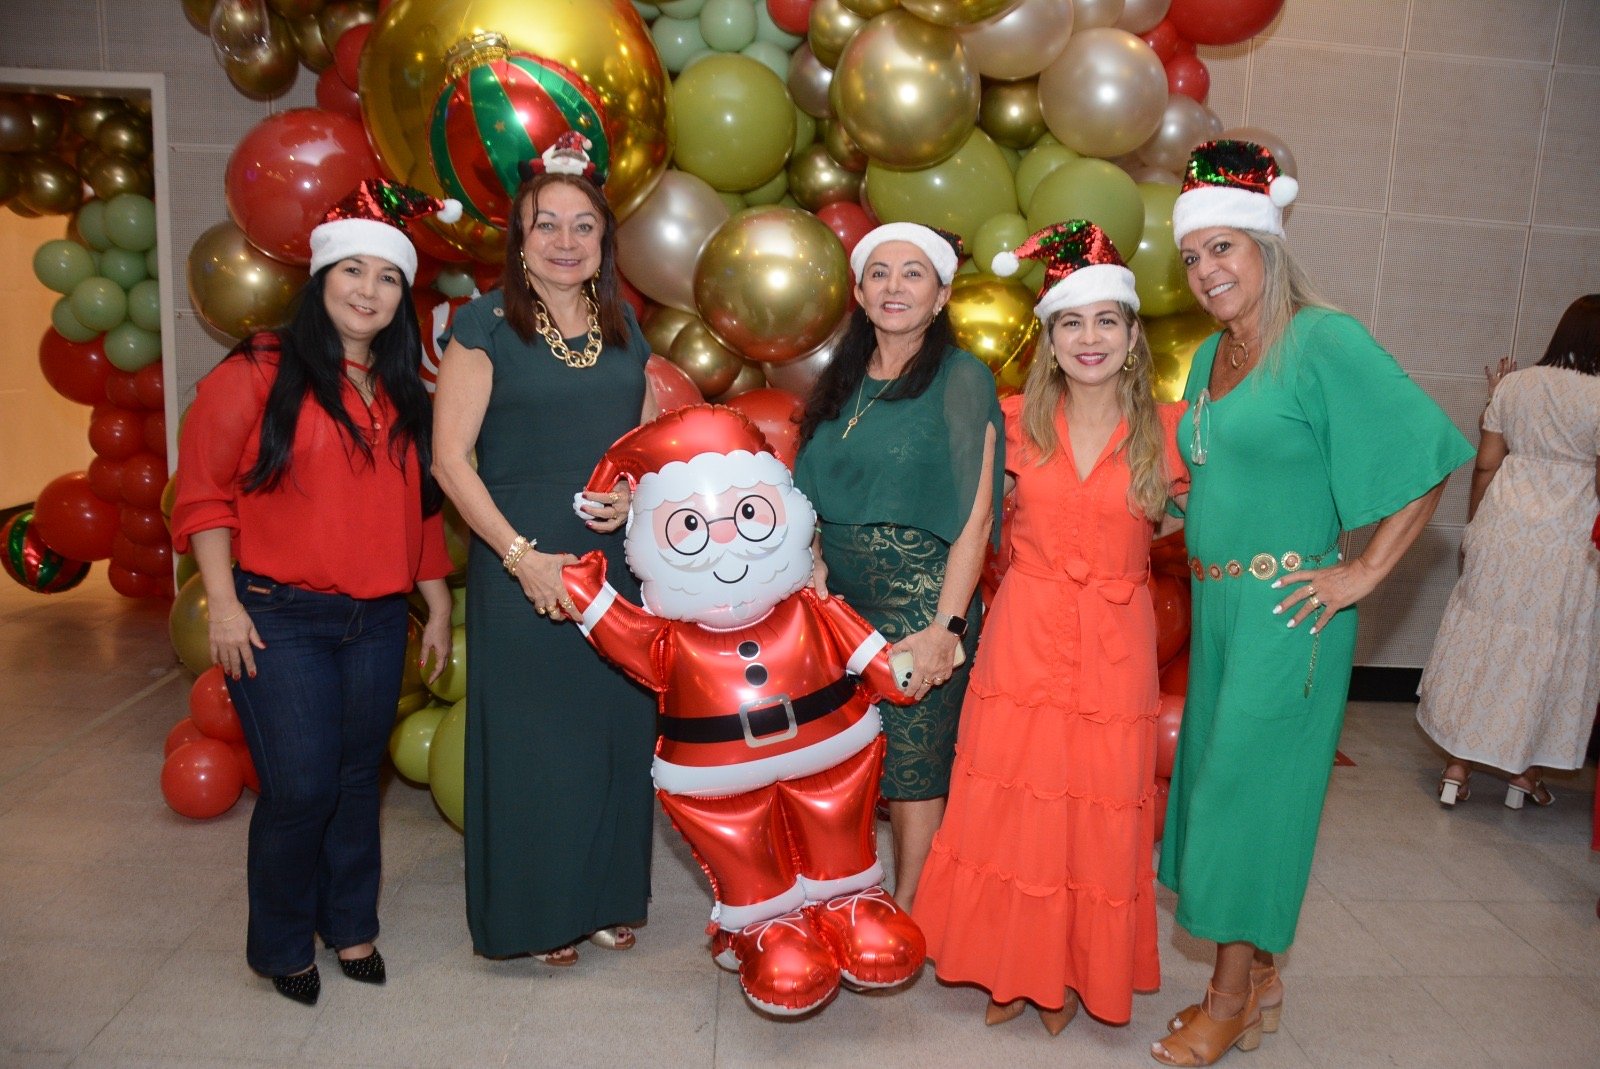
1014 142 1079 213
104 193 157 252
701 0 757 51
742 168 789 206
428 698 468 830
671 54 795 193
33 239 97 295
75 199 113 251
1129 181 1196 318
793 106 818 156
70 276 128 333
1025 157 1144 255
145 246 160 279
103 322 162 371
717 190 746 212
51 297 101 342
971 212 1031 276
389 704 447 784
175 550 199 589
96 113 153 158
129 278 162 332
99 246 150 291
653 15 708 72
864 128 1017 250
168 573 213 676
19 154 83 216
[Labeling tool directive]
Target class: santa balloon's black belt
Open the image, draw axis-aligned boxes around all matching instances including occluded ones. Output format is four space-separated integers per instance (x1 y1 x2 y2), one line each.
659 677 858 749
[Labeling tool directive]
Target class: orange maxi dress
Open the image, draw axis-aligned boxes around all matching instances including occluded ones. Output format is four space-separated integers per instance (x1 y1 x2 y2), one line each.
913 396 1187 1023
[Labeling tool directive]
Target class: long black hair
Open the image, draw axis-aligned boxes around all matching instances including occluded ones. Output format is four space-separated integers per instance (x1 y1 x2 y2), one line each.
239 267 443 515
796 306 956 444
1537 294 1600 376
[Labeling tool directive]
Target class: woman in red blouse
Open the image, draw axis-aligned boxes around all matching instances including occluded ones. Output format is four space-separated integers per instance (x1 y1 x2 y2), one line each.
172 181 458 1006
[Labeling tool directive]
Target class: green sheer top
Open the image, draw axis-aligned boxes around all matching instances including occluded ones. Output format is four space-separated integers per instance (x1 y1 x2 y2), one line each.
794 347 1005 547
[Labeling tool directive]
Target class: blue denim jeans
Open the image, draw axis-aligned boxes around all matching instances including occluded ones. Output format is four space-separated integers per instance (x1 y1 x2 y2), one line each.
224 568 409 976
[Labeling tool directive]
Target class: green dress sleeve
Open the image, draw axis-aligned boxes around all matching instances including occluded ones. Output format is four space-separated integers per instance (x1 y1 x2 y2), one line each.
1291 309 1475 530
943 352 1006 548
441 290 504 354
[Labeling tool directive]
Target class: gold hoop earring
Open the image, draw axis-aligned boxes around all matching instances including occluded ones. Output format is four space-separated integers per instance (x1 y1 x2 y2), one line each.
1123 351 1137 371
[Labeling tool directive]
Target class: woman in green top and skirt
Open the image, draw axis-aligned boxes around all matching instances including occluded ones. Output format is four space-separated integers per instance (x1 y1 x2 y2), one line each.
1153 142 1474 1066
794 223 1004 912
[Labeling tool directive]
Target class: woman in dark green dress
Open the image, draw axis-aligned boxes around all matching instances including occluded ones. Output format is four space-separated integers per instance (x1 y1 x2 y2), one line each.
433 142 656 964
794 223 1004 912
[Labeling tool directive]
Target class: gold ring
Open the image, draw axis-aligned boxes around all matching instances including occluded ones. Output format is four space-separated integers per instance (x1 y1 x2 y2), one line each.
536 606 548 616
1307 585 1317 597
608 492 620 504
1308 596 1321 609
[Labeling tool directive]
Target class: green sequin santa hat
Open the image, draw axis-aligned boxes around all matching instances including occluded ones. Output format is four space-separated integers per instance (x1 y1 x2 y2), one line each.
308 178 463 285
1171 138 1298 245
991 219 1139 324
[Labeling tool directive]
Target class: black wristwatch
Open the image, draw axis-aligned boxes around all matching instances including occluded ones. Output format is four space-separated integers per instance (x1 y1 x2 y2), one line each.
935 611 968 638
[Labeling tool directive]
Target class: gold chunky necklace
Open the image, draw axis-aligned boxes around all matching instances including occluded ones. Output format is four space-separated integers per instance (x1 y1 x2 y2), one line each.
534 295 603 369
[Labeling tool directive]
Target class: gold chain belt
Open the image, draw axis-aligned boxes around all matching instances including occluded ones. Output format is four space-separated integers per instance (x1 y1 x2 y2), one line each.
1188 546 1338 583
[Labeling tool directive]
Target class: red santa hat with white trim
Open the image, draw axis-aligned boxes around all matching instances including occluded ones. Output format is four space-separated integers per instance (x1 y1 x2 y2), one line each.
1171 138 1299 245
308 178 463 285
991 219 1139 324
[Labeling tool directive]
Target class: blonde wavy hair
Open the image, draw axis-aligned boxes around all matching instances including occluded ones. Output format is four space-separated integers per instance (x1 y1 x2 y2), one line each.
1020 302 1170 519
1241 229 1334 373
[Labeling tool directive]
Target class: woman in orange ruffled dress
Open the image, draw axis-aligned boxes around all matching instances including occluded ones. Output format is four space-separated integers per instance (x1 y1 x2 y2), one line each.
913 220 1187 1034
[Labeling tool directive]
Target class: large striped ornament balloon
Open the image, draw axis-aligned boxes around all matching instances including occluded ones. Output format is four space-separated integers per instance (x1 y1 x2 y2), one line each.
2 510 91 594
430 44 609 230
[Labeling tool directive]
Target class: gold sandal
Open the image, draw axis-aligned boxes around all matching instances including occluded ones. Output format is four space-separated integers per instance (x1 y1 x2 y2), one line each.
587 926 636 950
1152 984 1261 1066
532 943 579 967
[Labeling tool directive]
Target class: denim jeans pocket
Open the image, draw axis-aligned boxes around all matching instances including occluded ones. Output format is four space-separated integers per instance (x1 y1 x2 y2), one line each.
234 570 297 614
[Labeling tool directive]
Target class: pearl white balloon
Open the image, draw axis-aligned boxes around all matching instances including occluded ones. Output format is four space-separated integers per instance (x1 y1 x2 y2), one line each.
956 0 1074 81
616 170 731 313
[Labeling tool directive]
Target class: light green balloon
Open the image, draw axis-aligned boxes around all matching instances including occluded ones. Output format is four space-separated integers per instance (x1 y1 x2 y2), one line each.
864 128 1017 250
1130 182 1196 318
1025 158 1144 257
755 1 803 48
104 322 162 371
1014 143 1080 215
972 212 1031 275
434 264 476 299
741 39 790 81
74 199 113 251
33 239 96 295
632 1 661 16
428 698 468 830
657 0 706 20
52 297 100 342
997 144 1022 174
717 190 747 212
425 624 467 703
742 167 788 205
145 246 160 278
652 15 707 72
99 247 149 291
793 107 818 155
701 0 757 51
69 276 128 332
104 193 156 252
389 704 447 784
672 54 795 193
128 278 161 332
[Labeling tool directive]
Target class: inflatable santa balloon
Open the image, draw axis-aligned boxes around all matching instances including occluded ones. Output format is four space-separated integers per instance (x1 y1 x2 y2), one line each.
560 405 924 1016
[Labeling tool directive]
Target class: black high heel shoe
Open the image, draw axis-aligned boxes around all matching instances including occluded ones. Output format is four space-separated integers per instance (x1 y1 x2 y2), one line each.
272 965 321 1005
337 948 386 984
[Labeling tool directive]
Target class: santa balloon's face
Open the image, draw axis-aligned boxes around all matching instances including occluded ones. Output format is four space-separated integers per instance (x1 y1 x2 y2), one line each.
625 450 815 629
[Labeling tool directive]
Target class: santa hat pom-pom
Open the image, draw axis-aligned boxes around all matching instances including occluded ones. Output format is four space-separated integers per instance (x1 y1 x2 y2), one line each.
436 198 463 224
991 250 1020 277
1269 175 1299 208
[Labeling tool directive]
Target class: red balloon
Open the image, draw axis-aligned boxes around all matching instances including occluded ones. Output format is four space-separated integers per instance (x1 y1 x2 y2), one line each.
114 531 172 577
231 741 261 793
105 369 140 408
1159 647 1190 695
1154 692 1184 780
33 471 119 561
132 362 164 410
816 201 874 258
1166 0 1284 46
119 452 167 510
1141 19 1184 63
38 328 112 406
120 505 170 547
315 66 362 120
725 388 805 470
766 0 813 36
1166 53 1211 103
1152 777 1170 841
618 274 647 322
107 561 169 599
1150 571 1191 664
87 455 124 501
142 410 168 456
644 354 703 413
160 738 245 819
471 261 502 293
89 406 144 461
190 666 247 744
224 108 381 265
165 718 207 757
332 23 373 90
1149 529 1188 578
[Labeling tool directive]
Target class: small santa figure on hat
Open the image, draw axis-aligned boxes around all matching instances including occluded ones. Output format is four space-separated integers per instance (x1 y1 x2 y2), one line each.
559 405 924 1016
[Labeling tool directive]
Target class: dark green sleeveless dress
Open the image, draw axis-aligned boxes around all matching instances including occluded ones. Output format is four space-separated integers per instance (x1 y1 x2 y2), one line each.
447 291 655 957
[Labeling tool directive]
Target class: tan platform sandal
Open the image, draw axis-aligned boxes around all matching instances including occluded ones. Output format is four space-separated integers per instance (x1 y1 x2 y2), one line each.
1152 984 1261 1066
1170 962 1283 1034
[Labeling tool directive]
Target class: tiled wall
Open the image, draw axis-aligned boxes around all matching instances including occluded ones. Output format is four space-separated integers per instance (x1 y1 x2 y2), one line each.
3 0 1596 665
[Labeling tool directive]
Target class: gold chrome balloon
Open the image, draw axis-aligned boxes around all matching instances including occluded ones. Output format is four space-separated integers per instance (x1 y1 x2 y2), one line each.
901 0 1020 29
693 206 851 363
19 155 83 216
187 220 310 339
669 320 744 397
839 0 900 17
317 0 375 47
96 113 153 158
642 305 699 355
1145 310 1216 403
979 77 1045 148
712 360 766 401
808 0 868 68
269 0 327 17
360 0 673 259
0 156 21 207
787 143 862 211
225 13 301 98
288 13 334 71
821 119 867 172
86 154 153 200
23 96 65 153
71 98 129 142
184 0 220 31
945 273 1038 392
831 9 979 170
210 0 272 61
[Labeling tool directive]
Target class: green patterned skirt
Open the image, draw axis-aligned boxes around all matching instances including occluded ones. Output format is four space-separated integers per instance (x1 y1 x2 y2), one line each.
820 522 980 801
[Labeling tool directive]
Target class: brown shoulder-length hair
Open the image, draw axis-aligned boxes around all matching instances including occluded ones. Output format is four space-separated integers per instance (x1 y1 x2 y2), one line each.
1537 294 1600 376
499 172 628 346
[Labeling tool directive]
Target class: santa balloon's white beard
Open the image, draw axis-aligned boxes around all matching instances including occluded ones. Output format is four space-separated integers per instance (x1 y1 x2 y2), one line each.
626 521 813 629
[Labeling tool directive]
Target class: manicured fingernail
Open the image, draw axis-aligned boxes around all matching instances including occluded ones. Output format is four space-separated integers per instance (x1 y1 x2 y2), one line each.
1271 605 1283 615
1270 579 1282 588
1286 618 1297 629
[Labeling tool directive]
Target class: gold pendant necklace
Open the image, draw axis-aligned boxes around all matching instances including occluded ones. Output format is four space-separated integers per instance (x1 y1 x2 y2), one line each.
535 295 603 369
1224 333 1250 370
842 378 887 439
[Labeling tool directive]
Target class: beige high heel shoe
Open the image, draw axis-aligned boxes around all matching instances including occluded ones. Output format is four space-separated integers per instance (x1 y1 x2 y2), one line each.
985 997 1026 1026
1039 990 1079 1036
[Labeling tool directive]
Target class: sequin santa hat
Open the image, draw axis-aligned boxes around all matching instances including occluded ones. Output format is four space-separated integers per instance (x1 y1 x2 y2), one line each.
308 178 462 284
517 130 605 186
1171 138 1299 246
990 219 1139 324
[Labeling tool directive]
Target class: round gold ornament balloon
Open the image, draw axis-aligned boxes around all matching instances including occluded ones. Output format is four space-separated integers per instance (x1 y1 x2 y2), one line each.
787 143 861 210
360 0 672 260
808 0 868 68
979 77 1045 149
669 319 745 397
1145 310 1216 402
945 273 1037 392
693 206 851 363
187 220 309 339
1038 26 1166 159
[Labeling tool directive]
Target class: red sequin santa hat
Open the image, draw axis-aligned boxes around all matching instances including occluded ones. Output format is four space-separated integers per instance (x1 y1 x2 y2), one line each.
308 178 463 285
991 219 1139 324
1171 138 1299 245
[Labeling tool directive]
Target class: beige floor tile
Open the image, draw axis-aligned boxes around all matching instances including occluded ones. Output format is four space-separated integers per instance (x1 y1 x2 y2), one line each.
1281 975 1499 1069
500 963 717 1069
0 939 158 1056
1343 901 1554 977
1424 974 1600 1067
1480 900 1600 977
